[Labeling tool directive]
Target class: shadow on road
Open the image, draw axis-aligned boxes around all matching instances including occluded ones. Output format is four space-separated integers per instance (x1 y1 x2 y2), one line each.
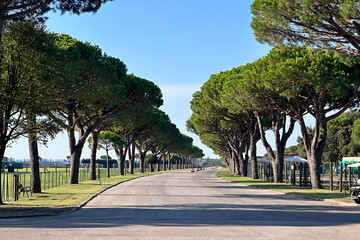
1 202 360 229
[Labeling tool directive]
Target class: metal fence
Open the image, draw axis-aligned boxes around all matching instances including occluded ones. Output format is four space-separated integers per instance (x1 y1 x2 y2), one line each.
246 162 351 190
1 167 120 202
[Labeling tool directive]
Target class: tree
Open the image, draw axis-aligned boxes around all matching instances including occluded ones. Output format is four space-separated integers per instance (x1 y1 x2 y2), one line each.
221 64 295 182
146 110 184 171
352 119 360 145
0 0 114 43
251 0 360 56
48 34 130 184
188 78 253 177
100 75 163 175
145 153 159 172
87 74 162 179
97 131 123 178
134 109 174 173
254 46 360 189
0 21 58 204
199 71 259 178
203 158 225 167
284 145 299 157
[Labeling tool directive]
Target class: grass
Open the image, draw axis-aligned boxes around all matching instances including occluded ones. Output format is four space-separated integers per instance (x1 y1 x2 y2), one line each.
0 170 163 218
216 167 354 204
1 168 122 201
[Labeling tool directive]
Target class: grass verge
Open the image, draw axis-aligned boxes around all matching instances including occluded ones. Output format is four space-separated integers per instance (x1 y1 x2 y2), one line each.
0 171 164 218
217 168 354 204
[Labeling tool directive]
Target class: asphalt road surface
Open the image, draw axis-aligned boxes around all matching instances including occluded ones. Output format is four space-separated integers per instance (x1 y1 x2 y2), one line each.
1 168 360 240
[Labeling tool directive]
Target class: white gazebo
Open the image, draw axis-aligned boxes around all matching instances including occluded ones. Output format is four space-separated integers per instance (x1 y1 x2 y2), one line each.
257 157 271 164
284 156 308 186
284 156 308 163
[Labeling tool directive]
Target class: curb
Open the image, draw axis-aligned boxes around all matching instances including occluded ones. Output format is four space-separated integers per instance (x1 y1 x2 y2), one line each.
62 174 150 215
0 172 165 219
216 172 358 207
284 192 358 207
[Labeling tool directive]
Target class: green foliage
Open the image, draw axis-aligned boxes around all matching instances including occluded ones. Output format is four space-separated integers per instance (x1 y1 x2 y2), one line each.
284 145 298 157
145 154 159 164
98 131 124 151
1 1 114 23
288 111 360 161
52 33 128 111
0 20 58 146
203 158 225 167
254 46 360 107
251 0 360 55
351 119 360 146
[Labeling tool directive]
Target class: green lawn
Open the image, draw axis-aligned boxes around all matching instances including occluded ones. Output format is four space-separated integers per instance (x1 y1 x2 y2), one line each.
0 171 161 217
217 167 354 204
1 167 122 201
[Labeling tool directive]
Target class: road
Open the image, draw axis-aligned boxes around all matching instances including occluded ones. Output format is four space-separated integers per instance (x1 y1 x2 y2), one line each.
1 168 360 239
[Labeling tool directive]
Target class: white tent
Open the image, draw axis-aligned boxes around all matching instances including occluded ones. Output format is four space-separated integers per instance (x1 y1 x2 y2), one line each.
342 157 360 162
347 162 360 168
284 156 308 163
257 158 271 163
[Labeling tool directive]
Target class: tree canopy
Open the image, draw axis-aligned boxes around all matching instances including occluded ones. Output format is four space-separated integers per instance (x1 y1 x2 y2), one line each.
251 0 360 55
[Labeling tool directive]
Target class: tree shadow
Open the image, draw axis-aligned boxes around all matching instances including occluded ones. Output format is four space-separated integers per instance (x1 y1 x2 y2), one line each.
1 201 360 229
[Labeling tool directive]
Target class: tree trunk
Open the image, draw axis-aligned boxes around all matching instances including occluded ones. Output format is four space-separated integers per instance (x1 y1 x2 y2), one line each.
115 148 126 175
244 145 249 177
139 152 146 173
69 145 83 184
249 120 258 179
106 149 110 178
228 151 234 174
27 114 41 193
67 111 89 184
120 148 126 175
0 18 5 205
276 117 295 182
256 113 295 183
67 116 85 184
275 146 285 183
0 143 6 204
256 112 277 180
307 151 322 189
163 154 166 171
135 143 147 173
89 131 99 180
129 142 135 174
157 156 161 171
168 154 171 171
233 150 241 176
67 123 86 184
238 152 246 177
28 133 41 193
297 115 326 189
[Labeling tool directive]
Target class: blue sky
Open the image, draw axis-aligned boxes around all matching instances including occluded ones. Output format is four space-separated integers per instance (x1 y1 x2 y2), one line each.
6 0 306 160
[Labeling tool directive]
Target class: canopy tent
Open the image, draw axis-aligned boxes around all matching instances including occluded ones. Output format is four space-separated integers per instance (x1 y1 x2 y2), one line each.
341 157 360 166
284 156 308 163
347 163 360 168
257 158 271 164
